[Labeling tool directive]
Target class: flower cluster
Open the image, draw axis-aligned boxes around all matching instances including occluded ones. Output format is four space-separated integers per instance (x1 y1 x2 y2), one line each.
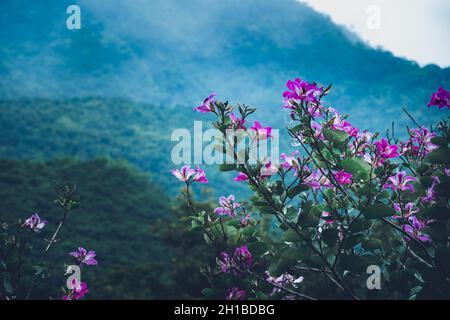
63 247 97 300
171 165 208 184
428 87 450 110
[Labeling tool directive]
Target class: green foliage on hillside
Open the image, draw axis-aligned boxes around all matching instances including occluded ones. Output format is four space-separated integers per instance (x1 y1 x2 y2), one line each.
0 158 214 299
0 98 247 198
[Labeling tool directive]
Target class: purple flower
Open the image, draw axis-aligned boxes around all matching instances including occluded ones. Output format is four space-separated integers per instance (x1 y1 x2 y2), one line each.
409 127 438 157
375 138 399 162
311 121 325 141
321 211 334 224
226 287 246 300
63 279 88 300
229 113 246 129
333 170 353 185
393 202 419 218
304 170 332 190
194 92 216 113
70 247 98 266
171 165 208 183
234 172 249 182
282 78 323 108
331 114 359 138
427 87 450 110
217 252 234 274
403 215 431 243
383 171 416 193
22 213 47 232
240 213 251 227
250 121 272 140
234 245 253 267
260 161 279 178
265 271 304 295
422 176 440 204
214 195 241 217
280 151 300 171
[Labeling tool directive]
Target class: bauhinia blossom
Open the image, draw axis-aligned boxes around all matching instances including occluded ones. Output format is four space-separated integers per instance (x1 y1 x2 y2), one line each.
422 176 440 204
375 138 399 161
304 170 332 190
333 170 353 185
194 92 216 113
280 151 300 171
70 247 98 266
250 121 272 140
260 161 279 178
383 171 416 193
265 271 304 295
171 165 208 183
22 213 47 232
63 278 88 300
229 113 246 129
214 195 241 217
226 287 246 300
393 202 419 218
427 87 450 110
234 172 249 182
282 78 323 108
234 245 253 267
403 216 431 243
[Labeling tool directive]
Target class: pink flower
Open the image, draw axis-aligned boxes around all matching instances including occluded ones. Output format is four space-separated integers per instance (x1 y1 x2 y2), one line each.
375 138 399 160
422 176 440 204
22 213 47 232
240 213 251 227
393 202 419 218
280 151 300 171
171 165 208 183
311 121 325 141
226 287 246 300
229 113 246 129
282 78 323 108
217 252 234 274
403 216 431 243
383 171 416 193
234 245 253 267
70 247 98 266
427 87 450 110
265 271 304 295
260 161 279 178
350 131 373 156
409 127 438 157
214 195 241 217
63 279 88 300
304 170 332 190
321 211 334 224
331 114 359 138
333 170 353 185
194 92 216 113
250 121 272 139
234 172 249 182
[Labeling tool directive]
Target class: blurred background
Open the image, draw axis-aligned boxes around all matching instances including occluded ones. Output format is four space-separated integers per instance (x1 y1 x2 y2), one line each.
0 0 449 299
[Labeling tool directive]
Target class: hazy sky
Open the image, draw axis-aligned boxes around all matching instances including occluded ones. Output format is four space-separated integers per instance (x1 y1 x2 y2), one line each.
300 0 450 67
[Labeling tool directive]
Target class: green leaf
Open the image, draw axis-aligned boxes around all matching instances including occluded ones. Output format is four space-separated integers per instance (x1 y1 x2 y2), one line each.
426 147 450 165
341 158 372 180
364 202 396 219
349 219 373 233
362 239 383 251
422 205 450 220
321 228 339 247
247 242 268 256
430 137 448 147
287 184 309 199
323 128 348 144
282 229 302 242
219 164 237 171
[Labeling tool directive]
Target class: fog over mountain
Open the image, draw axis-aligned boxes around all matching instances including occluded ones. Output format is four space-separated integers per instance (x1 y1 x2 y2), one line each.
1 0 449 131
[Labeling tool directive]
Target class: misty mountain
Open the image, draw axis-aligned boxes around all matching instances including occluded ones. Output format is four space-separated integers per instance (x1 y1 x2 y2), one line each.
1 0 449 132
